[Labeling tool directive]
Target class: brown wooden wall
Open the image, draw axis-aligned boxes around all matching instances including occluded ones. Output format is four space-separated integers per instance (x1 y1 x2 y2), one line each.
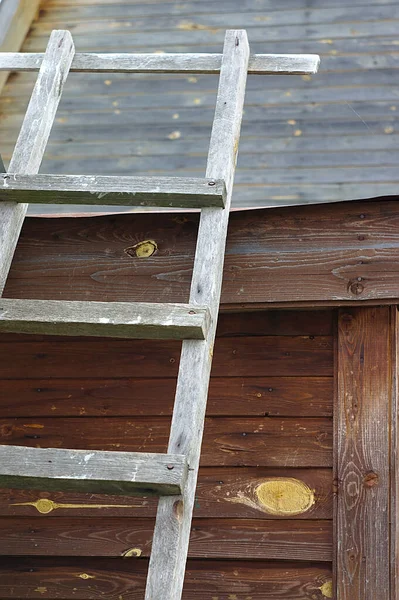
0 309 334 599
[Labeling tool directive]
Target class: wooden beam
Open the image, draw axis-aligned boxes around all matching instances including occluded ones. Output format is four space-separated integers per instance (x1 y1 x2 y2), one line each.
0 174 227 208
145 30 250 600
0 0 41 94
0 299 211 339
0 52 320 75
336 307 392 599
0 30 75 294
0 446 187 496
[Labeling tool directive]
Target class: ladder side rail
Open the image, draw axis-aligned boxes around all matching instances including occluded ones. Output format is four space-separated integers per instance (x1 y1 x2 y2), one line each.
0 30 75 293
0 52 320 75
145 30 250 600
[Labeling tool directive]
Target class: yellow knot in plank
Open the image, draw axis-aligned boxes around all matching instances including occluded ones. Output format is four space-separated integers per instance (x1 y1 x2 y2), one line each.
31 498 56 514
319 580 333 598
255 478 315 516
122 547 142 558
77 573 95 580
125 240 158 258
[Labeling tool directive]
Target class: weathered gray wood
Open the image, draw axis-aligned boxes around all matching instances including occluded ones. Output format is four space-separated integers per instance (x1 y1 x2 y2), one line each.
0 52 320 74
0 299 210 339
0 445 187 496
145 30 249 600
0 174 226 208
0 30 75 294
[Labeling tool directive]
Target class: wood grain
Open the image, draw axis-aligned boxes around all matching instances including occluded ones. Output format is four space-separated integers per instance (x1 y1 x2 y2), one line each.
0 445 187 496
0 416 333 467
216 310 333 336
0 517 332 560
391 306 398 600
0 174 227 208
0 376 333 417
5 200 399 305
0 558 333 599
0 298 210 340
0 334 333 378
0 52 320 75
0 466 333 519
336 308 391 599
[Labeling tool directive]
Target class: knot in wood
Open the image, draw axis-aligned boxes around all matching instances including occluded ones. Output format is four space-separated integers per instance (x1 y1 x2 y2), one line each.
363 471 379 487
125 240 157 258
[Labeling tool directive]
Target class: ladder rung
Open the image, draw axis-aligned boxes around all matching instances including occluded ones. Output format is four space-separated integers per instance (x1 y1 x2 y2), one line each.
0 299 211 339
0 446 188 496
0 174 227 208
0 52 320 75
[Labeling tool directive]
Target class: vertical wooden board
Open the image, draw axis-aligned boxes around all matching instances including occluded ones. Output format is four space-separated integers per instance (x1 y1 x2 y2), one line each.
336 307 391 599
391 306 398 600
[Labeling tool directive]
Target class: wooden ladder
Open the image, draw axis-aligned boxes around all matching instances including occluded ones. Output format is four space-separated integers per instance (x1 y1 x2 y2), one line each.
0 30 319 600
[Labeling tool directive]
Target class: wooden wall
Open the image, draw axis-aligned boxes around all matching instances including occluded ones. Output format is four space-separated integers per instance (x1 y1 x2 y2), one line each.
0 309 334 599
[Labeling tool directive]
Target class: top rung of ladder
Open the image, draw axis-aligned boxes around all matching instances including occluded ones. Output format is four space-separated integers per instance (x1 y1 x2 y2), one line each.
0 48 320 75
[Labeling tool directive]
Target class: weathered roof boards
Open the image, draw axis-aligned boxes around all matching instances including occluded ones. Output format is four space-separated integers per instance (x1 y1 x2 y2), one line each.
0 29 319 600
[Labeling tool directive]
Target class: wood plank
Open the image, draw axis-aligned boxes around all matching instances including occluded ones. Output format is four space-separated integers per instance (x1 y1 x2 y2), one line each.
2 131 397 162
336 308 391 599
6 200 399 305
34 4 399 30
0 0 41 94
0 446 187 496
20 21 399 49
392 306 398 600
0 557 333 600
0 299 210 340
44 0 395 10
0 52 320 75
0 174 227 208
0 335 333 378
0 517 333 560
2 67 396 100
1 467 333 519
3 146 399 174
0 376 333 417
2 116 399 146
0 417 333 467
216 309 333 336
0 30 75 294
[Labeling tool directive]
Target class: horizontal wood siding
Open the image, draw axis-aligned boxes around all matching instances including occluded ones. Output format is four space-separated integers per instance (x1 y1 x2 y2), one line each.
0 309 333 597
0 559 333 599
4 199 399 306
